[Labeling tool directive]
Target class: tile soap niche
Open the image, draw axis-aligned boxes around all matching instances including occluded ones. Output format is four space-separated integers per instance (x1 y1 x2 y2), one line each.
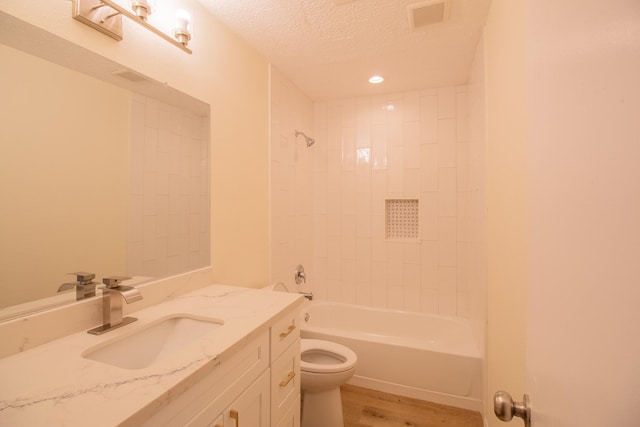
385 199 419 241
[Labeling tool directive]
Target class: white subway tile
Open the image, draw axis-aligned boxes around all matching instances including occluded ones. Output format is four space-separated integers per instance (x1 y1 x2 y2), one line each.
457 193 468 242
142 216 157 262
437 87 456 119
456 291 469 318
388 106 404 147
342 260 357 302
341 171 357 215
371 95 388 125
403 263 421 289
420 192 438 241
341 98 357 128
403 121 421 169
342 225 357 260
403 168 421 198
356 154 372 192
438 118 456 167
356 212 372 238
356 190 372 214
371 261 388 308
404 91 420 122
386 242 403 265
420 144 438 192
128 195 144 242
420 288 438 314
342 127 357 171
420 95 438 144
438 168 457 217
420 241 438 289
457 142 470 192
144 98 159 128
327 279 343 301
456 91 469 142
356 97 372 148
127 241 143 275
386 145 403 193
327 212 341 237
313 215 328 257
356 283 372 306
371 124 388 170
438 266 457 316
403 285 421 312
387 285 403 310
438 217 457 266
403 242 421 264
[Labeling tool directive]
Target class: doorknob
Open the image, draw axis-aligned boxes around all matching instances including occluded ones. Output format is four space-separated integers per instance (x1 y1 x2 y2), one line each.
494 391 531 427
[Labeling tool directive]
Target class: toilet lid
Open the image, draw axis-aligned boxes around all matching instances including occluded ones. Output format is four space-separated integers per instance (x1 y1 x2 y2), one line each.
300 339 358 374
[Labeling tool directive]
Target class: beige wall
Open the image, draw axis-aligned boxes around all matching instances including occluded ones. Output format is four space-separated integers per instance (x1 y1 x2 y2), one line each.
0 0 270 288
483 0 528 424
0 44 129 307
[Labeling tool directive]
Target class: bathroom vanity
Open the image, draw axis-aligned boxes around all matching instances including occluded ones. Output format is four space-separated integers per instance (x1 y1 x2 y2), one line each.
0 284 303 426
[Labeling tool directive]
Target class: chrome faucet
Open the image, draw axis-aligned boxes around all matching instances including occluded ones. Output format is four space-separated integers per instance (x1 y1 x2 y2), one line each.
87 276 143 335
57 272 97 300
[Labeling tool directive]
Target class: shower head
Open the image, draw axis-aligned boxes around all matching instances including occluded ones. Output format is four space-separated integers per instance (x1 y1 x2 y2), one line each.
295 130 316 147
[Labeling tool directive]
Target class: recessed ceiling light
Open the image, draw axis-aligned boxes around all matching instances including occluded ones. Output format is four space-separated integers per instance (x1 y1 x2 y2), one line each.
369 75 384 84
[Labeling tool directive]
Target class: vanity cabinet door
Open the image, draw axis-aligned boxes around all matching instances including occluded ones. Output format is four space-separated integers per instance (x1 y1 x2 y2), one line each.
275 395 300 427
271 338 301 426
223 369 270 427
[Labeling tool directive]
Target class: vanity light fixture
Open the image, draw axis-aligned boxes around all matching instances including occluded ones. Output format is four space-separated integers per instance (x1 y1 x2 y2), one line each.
72 0 193 54
369 75 384 84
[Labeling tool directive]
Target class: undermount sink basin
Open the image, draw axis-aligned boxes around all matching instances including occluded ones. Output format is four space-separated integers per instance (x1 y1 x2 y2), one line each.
83 314 224 369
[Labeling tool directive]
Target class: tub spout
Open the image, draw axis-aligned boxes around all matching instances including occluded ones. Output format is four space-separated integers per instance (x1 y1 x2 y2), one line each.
299 291 313 301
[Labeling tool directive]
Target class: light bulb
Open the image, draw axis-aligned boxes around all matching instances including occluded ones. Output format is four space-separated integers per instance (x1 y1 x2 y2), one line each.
173 9 191 46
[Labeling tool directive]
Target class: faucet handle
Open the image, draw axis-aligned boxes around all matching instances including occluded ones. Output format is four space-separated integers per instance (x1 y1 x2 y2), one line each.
102 276 132 288
69 272 95 283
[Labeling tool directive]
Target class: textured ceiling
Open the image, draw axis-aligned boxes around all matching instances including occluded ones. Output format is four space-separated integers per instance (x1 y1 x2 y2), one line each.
199 0 491 100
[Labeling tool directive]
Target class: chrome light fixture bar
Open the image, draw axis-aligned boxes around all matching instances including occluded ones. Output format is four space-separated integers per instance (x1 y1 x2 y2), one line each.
72 0 192 54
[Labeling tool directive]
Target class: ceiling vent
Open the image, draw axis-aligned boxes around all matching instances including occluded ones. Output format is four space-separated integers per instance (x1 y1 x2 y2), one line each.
408 0 451 30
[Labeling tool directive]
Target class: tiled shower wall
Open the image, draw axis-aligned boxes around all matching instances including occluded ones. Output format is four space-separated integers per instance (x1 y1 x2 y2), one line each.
270 68 486 321
312 88 471 316
128 94 210 279
465 35 487 347
270 67 315 290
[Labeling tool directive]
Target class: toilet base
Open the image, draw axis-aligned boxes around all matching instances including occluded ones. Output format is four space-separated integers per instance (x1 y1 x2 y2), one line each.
301 387 344 427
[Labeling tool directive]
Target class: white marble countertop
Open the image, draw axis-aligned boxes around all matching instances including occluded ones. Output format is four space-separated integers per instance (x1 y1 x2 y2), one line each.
0 284 302 426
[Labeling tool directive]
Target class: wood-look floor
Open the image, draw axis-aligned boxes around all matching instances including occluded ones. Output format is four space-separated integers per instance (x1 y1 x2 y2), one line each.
341 384 483 427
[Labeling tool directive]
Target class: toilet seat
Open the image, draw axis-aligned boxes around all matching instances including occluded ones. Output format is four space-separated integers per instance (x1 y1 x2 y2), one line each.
300 339 357 374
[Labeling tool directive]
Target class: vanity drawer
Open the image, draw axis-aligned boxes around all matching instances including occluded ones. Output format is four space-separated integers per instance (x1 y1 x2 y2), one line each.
276 394 300 427
271 338 300 426
270 308 300 360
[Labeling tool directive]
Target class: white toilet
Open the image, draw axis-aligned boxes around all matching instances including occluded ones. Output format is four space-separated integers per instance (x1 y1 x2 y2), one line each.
300 338 358 427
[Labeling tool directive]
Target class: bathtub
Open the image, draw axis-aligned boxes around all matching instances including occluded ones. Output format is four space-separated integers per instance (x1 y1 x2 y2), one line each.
299 301 482 411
